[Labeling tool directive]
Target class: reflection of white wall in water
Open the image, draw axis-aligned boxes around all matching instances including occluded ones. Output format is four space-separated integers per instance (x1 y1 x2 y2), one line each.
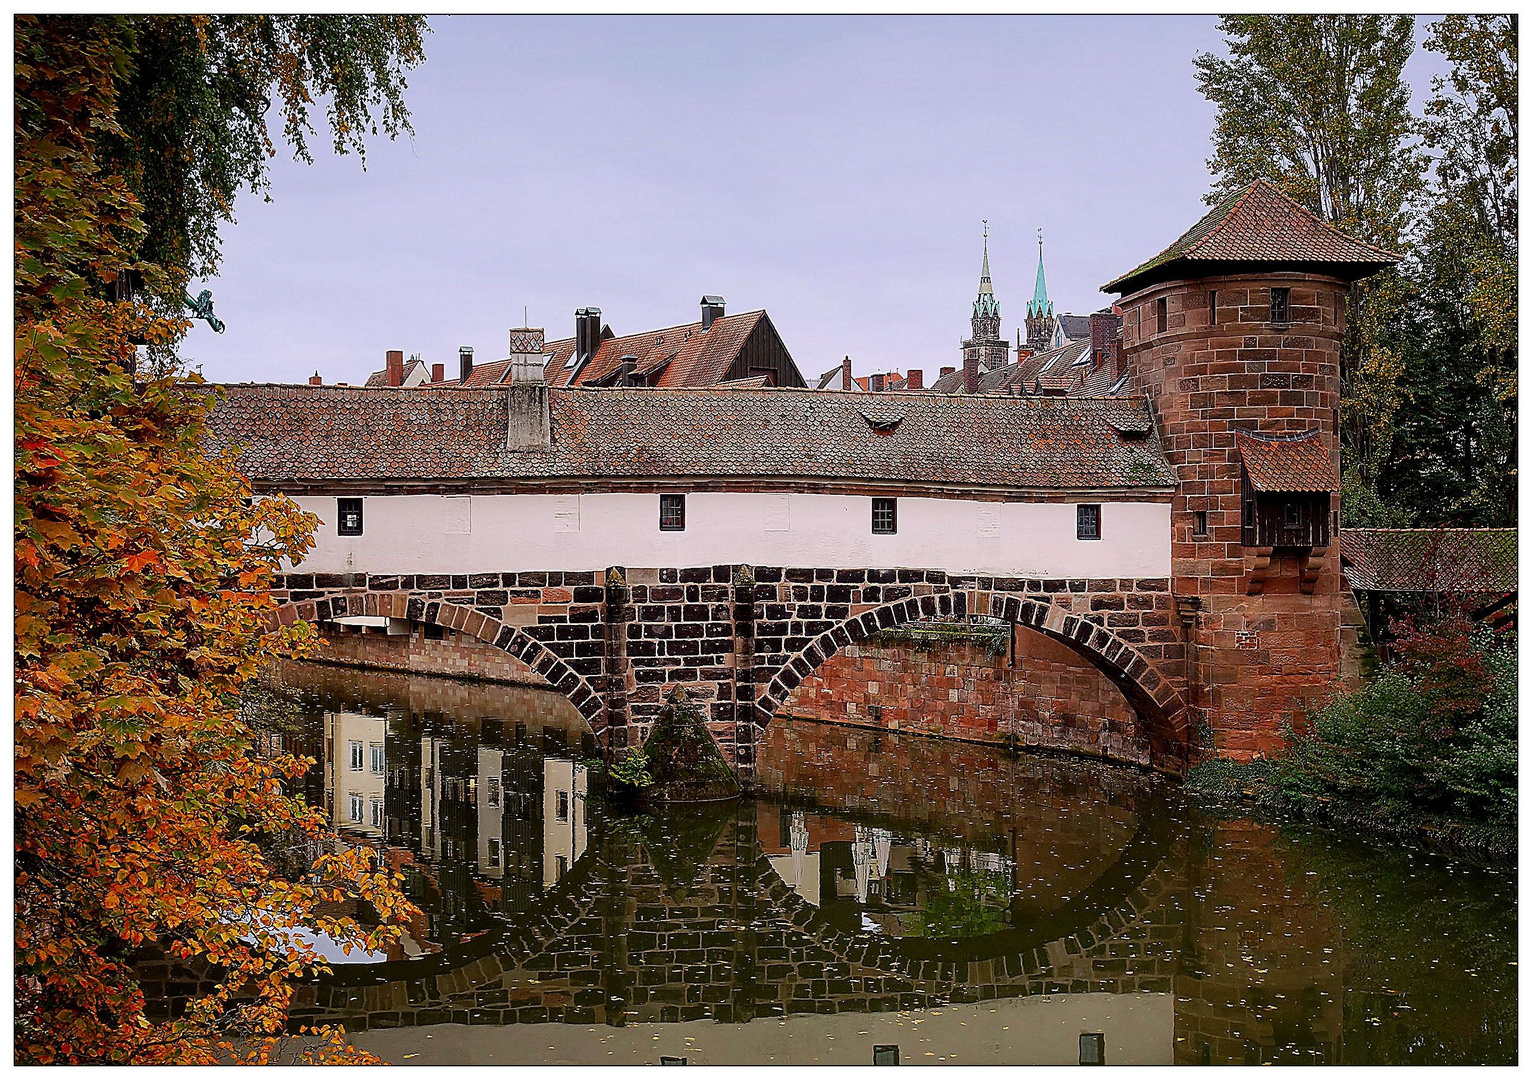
324 711 386 838
768 811 820 907
477 747 504 878
420 736 444 861
542 759 587 887
289 492 1172 580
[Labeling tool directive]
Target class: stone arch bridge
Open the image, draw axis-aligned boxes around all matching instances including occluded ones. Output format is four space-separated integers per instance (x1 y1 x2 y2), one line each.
271 565 1191 776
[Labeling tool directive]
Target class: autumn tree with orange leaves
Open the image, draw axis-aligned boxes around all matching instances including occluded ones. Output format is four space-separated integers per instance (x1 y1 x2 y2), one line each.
15 16 426 1063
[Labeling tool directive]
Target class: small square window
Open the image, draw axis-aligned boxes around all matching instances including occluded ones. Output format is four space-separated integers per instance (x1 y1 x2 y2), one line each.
369 743 385 775
873 1045 900 1066
659 493 686 531
488 838 501 868
871 498 897 535
1156 297 1168 334
370 797 385 829
1283 501 1301 529
337 497 364 536
488 777 501 808
1193 510 1208 537
348 740 364 772
1270 287 1290 325
349 794 364 822
556 789 570 822
1077 504 1101 541
1079 1032 1106 1065
1207 290 1218 326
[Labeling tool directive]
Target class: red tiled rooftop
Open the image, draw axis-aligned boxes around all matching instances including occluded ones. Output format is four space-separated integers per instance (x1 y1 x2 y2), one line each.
1234 429 1336 493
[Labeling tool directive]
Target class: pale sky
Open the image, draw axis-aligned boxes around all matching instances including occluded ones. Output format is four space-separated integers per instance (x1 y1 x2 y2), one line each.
185 15 1449 385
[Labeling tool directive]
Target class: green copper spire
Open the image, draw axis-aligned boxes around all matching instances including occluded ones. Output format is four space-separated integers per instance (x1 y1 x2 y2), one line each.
1027 229 1052 319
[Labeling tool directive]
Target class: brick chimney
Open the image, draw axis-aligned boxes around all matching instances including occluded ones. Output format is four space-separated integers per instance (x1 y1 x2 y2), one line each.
905 368 923 390
963 354 979 394
385 349 404 387
459 346 475 384
307 371 321 386
841 356 852 390
700 295 725 331
1090 310 1120 370
940 366 956 379
870 373 885 392
431 362 444 383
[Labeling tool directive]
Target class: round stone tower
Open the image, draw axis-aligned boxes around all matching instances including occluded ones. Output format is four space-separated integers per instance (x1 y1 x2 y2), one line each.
1103 181 1399 758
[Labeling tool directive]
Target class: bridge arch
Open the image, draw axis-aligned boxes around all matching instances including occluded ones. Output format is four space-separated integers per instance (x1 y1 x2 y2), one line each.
754 590 1190 773
272 591 606 731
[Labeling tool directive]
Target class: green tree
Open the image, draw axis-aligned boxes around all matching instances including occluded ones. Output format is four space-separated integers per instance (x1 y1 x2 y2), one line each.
15 16 425 1063
1194 16 1423 515
1383 15 1518 524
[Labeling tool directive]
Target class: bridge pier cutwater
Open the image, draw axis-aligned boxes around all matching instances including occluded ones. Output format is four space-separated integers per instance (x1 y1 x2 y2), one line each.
271 564 1191 778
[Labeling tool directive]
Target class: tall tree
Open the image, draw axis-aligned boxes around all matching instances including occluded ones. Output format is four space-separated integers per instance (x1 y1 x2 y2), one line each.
1380 15 1518 525
1193 16 1424 515
15 16 424 1063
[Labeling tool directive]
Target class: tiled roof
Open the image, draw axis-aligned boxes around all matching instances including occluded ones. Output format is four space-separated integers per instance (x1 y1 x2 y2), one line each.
1058 314 1093 341
204 384 1177 492
1103 180 1401 295
927 339 1126 398
363 357 425 388
1234 429 1336 493
463 310 781 390
1341 529 1517 593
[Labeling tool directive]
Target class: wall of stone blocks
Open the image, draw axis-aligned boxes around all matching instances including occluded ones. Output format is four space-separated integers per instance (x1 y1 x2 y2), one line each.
311 623 551 687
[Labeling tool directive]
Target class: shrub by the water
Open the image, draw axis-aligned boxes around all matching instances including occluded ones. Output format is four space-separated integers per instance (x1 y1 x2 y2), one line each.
1275 615 1516 827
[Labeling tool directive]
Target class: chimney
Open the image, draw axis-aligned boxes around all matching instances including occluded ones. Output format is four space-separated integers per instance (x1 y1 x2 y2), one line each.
575 307 602 359
940 366 956 378
508 327 545 356
431 362 444 383
459 346 475 384
870 373 885 392
700 295 725 331
506 382 551 450
618 354 638 386
385 349 404 387
905 368 923 390
841 356 852 390
308 371 323 386
963 354 979 394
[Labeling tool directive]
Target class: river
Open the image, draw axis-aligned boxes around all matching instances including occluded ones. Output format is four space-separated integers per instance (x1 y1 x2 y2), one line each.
242 661 1515 1065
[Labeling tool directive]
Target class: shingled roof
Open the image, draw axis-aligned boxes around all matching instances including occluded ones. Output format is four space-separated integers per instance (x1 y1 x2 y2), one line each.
929 339 1128 398
1234 429 1337 493
1341 529 1517 594
204 385 1176 493
1103 180 1401 296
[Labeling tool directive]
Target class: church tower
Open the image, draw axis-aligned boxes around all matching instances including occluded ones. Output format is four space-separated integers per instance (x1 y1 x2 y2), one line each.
1103 180 1399 760
1024 231 1058 352
961 223 1010 380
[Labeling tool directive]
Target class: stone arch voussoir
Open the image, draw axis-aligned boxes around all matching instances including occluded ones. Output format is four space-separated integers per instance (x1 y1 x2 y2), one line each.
274 590 606 731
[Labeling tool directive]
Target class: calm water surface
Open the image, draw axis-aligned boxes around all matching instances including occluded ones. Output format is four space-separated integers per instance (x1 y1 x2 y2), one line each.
254 662 1515 1066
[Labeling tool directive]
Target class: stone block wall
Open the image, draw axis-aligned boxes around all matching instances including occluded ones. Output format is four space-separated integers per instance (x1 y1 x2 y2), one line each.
1122 273 1348 758
780 627 1145 765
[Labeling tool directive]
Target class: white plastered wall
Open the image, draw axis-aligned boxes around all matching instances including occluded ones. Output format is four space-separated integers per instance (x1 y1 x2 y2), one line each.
288 492 1171 579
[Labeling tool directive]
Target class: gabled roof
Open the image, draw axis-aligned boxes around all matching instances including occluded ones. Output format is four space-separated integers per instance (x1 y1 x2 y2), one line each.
203 384 1176 493
1341 529 1517 594
364 357 426 388
1234 429 1336 493
1057 314 1094 341
456 310 788 390
1102 180 1401 296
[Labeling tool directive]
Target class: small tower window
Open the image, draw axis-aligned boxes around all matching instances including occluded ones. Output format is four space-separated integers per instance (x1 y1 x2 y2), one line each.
1270 287 1290 325
1193 510 1209 537
871 498 897 535
1283 501 1302 529
1207 290 1217 326
1077 503 1101 541
337 497 363 536
659 493 686 531
1156 297 1168 334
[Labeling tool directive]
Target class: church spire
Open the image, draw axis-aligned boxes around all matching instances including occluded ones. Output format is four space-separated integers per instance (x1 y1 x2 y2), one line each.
972 220 999 322
1027 229 1052 318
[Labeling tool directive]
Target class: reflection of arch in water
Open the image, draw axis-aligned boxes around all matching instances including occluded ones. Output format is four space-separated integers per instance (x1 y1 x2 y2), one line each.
756 591 1190 773
292 792 1184 1032
274 593 603 728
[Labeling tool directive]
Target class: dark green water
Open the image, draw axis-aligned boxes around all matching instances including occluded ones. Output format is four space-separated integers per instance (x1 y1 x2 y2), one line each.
249 661 1515 1065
